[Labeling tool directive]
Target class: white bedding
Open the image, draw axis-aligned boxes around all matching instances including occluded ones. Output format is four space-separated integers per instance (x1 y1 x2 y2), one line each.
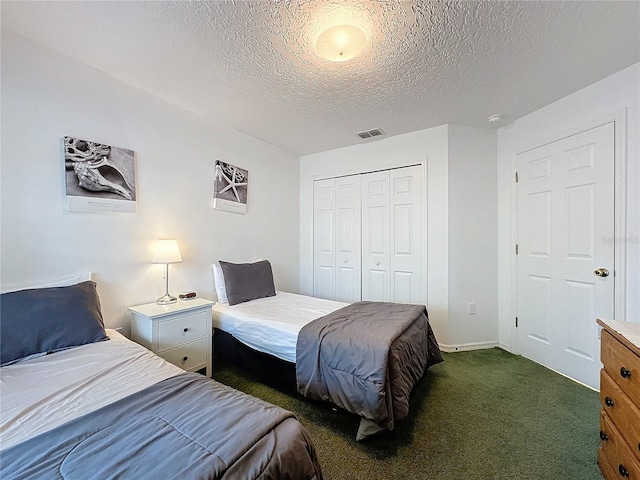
0 329 182 451
212 291 347 363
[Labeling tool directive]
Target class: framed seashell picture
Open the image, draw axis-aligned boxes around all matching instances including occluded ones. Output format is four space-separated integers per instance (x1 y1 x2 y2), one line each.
63 136 137 213
212 160 248 214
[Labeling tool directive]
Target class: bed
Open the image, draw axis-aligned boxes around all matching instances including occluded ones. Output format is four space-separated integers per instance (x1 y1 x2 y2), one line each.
0 276 322 479
212 260 444 440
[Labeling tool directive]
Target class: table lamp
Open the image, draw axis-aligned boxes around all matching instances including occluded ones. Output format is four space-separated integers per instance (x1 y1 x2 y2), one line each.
152 238 182 305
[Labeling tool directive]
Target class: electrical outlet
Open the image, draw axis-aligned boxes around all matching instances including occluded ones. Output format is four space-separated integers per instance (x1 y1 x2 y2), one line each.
468 302 476 315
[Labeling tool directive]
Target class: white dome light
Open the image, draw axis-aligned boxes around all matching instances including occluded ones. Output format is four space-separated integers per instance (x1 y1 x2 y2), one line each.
316 25 366 62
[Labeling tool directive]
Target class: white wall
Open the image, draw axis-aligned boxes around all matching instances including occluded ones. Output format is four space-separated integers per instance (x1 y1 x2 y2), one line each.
1 32 301 335
299 125 498 349
497 63 640 351
448 126 498 348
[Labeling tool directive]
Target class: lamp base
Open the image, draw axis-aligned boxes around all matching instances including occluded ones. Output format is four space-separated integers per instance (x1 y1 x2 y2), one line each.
156 294 177 305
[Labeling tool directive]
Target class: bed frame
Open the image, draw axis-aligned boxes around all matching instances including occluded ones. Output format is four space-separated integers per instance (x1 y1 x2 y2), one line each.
214 328 298 395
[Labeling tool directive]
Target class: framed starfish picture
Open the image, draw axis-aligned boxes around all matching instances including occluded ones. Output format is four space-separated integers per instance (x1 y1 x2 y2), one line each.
212 160 248 214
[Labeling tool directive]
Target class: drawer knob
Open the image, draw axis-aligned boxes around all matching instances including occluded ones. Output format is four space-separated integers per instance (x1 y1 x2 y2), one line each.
182 356 188 363
183 328 189 333
599 431 608 441
605 396 615 407
619 465 629 477
620 367 632 379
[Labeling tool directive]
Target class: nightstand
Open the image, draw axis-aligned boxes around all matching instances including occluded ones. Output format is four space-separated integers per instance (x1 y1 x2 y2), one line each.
129 298 214 377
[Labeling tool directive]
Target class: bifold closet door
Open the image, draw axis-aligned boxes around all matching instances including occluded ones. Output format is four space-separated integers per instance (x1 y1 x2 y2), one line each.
313 175 361 303
361 170 391 301
362 165 423 303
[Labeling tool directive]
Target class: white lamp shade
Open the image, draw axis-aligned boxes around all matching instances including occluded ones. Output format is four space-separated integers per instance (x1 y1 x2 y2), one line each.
152 239 183 264
316 25 367 62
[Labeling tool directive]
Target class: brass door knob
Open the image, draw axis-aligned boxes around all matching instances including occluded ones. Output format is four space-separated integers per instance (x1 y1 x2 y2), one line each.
594 268 609 277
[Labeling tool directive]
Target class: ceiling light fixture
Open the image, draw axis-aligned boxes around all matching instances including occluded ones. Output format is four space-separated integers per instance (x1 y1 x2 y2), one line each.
316 25 366 62
487 114 504 124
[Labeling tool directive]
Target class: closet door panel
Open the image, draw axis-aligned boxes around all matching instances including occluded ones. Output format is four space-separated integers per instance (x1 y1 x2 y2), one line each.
390 165 423 304
362 170 390 302
368 269 388 302
314 165 424 305
393 271 413 304
335 175 361 303
313 179 335 300
314 175 361 303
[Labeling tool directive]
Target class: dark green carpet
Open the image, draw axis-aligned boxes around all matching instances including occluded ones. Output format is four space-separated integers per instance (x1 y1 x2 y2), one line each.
214 348 602 479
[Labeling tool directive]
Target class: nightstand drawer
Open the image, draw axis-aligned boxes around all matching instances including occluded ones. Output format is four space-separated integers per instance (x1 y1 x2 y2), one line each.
161 338 208 371
157 311 208 350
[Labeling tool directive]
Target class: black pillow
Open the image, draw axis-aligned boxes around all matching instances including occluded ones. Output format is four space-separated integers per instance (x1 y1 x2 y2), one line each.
1 281 109 366
219 260 276 306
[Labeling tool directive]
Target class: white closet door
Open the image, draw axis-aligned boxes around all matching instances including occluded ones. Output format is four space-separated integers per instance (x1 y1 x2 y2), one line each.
390 165 423 304
315 165 423 304
335 175 362 303
313 178 336 300
362 170 391 301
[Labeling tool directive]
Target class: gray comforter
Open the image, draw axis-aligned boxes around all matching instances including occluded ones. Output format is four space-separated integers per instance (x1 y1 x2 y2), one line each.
1 373 322 479
296 301 443 440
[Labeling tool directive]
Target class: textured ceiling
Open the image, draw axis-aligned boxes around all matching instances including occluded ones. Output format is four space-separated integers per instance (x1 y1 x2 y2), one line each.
2 1 639 156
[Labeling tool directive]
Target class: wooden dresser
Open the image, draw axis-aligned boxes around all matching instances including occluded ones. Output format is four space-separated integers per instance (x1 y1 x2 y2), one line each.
598 318 640 479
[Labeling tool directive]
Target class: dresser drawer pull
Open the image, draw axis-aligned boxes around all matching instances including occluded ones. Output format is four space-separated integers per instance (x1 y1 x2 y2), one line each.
183 328 189 333
182 356 188 363
619 464 629 477
620 367 632 379
605 396 615 407
599 431 608 441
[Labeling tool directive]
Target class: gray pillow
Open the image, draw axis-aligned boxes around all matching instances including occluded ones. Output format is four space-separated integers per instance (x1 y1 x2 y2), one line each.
1 281 109 366
219 260 276 306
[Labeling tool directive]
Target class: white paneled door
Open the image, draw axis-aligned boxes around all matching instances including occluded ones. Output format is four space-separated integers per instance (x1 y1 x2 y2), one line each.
313 164 424 305
313 178 335 300
361 170 391 301
313 175 361 303
516 122 615 389
389 166 424 304
362 165 423 304
335 175 362 302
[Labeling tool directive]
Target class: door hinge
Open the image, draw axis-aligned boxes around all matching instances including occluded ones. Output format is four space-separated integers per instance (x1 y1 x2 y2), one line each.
515 316 518 328
515 243 519 255
515 171 519 183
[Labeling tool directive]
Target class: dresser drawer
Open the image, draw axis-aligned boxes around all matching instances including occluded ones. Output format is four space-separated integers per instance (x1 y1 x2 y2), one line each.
601 369 640 464
600 446 623 480
600 411 640 479
157 310 208 350
160 338 208 372
602 330 640 406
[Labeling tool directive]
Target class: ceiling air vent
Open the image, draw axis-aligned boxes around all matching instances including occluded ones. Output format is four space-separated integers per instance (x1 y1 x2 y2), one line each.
357 128 384 139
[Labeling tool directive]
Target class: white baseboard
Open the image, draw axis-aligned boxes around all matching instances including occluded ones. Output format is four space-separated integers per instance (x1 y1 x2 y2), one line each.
438 341 498 353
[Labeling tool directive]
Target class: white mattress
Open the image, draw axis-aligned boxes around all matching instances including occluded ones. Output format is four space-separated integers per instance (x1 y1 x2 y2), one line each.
0 329 183 451
212 291 347 363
